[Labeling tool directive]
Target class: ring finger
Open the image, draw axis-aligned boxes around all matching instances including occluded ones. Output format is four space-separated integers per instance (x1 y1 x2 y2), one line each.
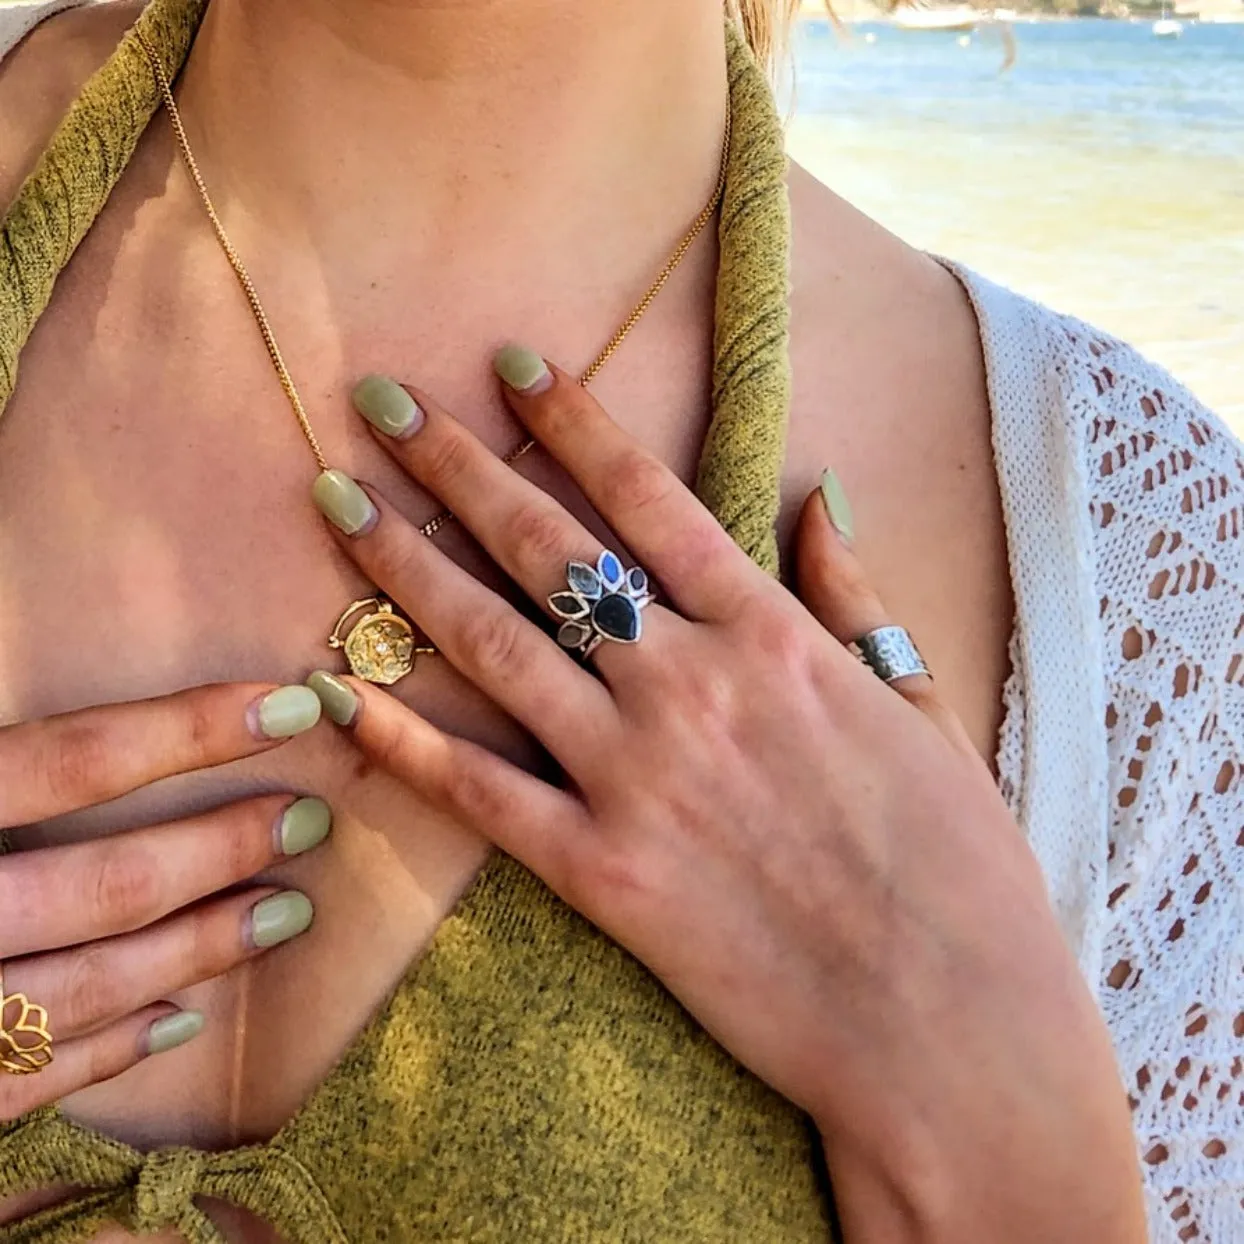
2 883 309 1045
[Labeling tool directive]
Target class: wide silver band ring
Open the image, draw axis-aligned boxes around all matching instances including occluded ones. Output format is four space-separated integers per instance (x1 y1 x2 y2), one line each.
853 625 931 684
548 549 655 660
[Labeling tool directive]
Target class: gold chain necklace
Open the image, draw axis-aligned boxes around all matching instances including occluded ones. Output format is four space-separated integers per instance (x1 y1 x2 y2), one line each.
136 30 730 685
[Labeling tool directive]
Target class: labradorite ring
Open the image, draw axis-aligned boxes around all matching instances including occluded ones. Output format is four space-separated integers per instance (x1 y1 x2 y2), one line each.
853 626 932 684
548 550 656 660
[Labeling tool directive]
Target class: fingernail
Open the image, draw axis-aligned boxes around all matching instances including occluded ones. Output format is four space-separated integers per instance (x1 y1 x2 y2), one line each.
306 670 360 727
313 469 379 536
247 685 323 740
249 890 314 949
493 344 553 394
352 374 424 439
276 796 333 856
820 468 854 546
146 1010 205 1056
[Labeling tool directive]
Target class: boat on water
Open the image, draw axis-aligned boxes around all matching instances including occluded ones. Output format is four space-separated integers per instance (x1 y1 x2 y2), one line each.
890 4 979 32
1152 3 1186 35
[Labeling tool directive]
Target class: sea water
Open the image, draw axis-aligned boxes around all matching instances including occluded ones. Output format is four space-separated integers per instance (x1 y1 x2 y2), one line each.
788 18 1244 423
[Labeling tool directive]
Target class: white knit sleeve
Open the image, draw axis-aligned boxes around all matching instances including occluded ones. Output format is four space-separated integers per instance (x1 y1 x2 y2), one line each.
1053 312 1244 1240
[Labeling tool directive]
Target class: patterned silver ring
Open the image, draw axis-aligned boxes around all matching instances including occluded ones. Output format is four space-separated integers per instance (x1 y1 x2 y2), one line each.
548 550 655 660
853 625 931 684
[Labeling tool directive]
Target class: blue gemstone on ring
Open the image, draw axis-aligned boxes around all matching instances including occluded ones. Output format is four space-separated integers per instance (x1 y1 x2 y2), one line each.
598 550 625 591
592 593 641 643
626 566 648 597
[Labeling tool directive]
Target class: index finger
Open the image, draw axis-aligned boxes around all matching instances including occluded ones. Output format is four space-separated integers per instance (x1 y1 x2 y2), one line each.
0 682 322 830
493 347 763 621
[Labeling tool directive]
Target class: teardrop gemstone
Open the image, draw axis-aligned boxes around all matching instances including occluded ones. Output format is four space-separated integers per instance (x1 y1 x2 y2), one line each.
557 620 593 649
592 593 641 643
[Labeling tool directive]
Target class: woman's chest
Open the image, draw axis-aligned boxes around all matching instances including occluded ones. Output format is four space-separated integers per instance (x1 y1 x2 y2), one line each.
0 194 723 1164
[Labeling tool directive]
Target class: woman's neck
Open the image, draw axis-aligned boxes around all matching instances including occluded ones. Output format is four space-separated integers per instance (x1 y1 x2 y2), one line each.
175 0 731 311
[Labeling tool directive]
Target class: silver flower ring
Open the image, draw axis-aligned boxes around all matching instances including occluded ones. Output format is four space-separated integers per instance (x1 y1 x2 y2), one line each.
548 549 656 660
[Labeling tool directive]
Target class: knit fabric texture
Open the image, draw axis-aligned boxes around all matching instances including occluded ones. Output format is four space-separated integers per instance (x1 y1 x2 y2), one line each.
0 2 828 1241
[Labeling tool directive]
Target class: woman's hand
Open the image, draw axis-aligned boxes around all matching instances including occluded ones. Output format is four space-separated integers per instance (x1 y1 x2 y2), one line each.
309 354 1146 1242
1 683 328 1120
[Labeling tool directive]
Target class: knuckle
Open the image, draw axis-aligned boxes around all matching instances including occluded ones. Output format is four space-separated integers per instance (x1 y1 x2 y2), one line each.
440 754 503 824
671 661 739 733
420 428 475 492
62 942 115 1030
220 800 274 876
599 450 672 517
178 690 219 760
742 602 815 680
456 609 532 678
526 387 585 440
367 715 412 778
576 844 659 917
39 721 116 808
88 839 164 932
367 529 425 593
507 503 574 570
86 1026 133 1089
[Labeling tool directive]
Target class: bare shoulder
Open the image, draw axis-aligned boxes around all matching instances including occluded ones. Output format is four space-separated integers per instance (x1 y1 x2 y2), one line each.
0 0 141 212
784 161 1013 764
785 160 990 494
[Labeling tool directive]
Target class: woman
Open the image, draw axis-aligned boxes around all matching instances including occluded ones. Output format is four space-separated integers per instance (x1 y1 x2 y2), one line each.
0 0 1236 1240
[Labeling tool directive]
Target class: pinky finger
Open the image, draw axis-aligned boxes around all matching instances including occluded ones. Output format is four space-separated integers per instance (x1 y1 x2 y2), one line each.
305 672 593 905
0 1004 202 1123
794 480 974 751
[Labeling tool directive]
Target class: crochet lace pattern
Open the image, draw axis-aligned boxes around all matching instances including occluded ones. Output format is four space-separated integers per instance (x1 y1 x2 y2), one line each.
996 311 1244 1241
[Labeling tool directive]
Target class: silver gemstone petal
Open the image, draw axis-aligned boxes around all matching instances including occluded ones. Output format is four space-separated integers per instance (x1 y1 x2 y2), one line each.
567 561 603 600
548 592 590 620
597 549 625 591
557 620 593 650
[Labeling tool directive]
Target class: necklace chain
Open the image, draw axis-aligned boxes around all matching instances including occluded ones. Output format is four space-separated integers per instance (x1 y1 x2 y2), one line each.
137 30 731 540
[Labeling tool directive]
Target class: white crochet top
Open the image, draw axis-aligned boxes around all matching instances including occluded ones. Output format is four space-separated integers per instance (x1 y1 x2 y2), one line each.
2 5 1241 1239
953 263 1244 1243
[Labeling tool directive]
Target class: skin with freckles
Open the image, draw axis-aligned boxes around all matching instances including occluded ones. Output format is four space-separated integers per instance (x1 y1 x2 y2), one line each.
0 1 1014 1239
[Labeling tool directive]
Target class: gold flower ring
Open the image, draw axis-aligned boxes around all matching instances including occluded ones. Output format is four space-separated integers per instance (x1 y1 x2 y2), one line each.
0 963 53 1075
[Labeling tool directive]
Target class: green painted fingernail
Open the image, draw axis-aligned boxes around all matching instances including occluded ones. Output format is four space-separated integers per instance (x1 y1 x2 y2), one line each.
277 796 333 856
352 375 423 439
249 890 314 949
493 344 552 394
146 1010 205 1056
306 670 360 727
820 468 854 546
313 469 378 536
248 685 322 740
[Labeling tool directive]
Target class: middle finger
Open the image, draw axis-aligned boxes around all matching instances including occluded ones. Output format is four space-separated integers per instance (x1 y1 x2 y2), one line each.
350 375 642 625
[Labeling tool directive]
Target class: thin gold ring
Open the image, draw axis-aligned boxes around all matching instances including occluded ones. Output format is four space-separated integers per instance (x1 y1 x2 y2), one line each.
0 963 54 1075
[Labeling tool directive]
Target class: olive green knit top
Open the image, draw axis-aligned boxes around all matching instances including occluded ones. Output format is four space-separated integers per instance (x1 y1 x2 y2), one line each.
0 1 833 1240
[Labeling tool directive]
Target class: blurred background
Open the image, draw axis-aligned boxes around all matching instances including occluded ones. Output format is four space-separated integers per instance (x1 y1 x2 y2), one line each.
786 5 1243 426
